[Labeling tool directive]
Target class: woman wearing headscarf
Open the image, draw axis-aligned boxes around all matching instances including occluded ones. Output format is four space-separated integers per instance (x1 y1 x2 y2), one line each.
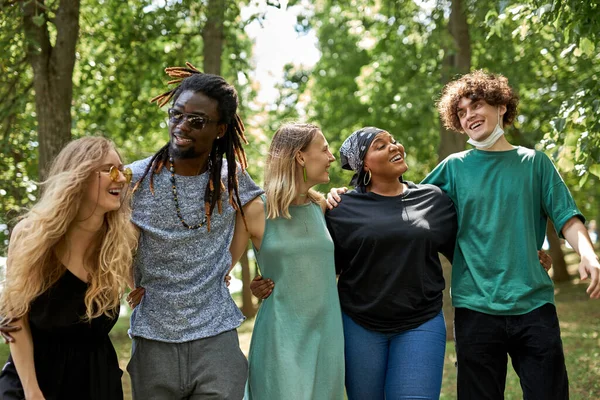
324 127 457 399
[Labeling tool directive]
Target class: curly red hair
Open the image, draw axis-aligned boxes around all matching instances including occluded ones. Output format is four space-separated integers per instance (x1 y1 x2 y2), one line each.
437 70 519 133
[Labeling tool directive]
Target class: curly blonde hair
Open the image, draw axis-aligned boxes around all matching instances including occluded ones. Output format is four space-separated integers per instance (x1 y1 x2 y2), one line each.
437 70 519 132
0 137 138 322
264 123 325 219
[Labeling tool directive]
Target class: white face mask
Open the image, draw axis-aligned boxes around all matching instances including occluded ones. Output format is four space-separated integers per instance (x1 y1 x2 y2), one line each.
467 107 504 149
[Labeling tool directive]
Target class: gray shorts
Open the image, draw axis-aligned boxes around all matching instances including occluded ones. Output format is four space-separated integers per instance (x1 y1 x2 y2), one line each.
127 329 248 400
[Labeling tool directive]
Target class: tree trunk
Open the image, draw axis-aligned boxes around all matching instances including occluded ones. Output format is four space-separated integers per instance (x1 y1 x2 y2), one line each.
202 0 225 75
22 0 80 178
438 0 471 162
546 220 570 282
240 245 257 318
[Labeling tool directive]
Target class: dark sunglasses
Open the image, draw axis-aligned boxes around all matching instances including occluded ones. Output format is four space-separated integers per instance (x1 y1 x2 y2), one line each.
167 108 220 130
100 165 133 184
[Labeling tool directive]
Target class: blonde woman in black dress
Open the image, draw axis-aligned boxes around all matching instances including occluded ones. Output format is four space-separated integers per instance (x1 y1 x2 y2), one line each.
0 137 137 400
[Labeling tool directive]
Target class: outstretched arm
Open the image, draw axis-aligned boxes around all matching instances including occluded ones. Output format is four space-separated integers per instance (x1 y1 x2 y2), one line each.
562 217 600 298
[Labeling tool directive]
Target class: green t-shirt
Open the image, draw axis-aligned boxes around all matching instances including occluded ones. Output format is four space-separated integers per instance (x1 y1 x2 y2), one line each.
422 146 583 315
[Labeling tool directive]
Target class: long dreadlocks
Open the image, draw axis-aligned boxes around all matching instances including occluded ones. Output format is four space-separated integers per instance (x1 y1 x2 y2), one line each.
133 62 249 232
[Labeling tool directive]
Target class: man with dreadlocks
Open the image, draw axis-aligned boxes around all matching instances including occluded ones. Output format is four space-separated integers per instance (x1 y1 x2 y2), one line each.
125 63 262 399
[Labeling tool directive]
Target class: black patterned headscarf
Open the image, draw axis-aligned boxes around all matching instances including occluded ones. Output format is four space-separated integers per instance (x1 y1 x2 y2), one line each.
340 127 385 187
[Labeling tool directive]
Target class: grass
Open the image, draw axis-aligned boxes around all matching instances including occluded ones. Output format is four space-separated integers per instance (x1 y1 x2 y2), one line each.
1 255 600 399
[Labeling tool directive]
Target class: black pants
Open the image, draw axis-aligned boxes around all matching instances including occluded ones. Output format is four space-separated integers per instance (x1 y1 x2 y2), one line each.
454 303 569 400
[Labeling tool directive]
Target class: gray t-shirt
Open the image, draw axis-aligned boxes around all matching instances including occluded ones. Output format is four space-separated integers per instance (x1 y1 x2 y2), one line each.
128 156 263 342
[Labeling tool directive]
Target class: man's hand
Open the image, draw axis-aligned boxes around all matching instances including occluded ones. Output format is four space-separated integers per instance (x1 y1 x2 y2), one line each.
538 250 552 272
326 187 348 209
225 275 232 287
579 254 600 299
560 217 600 299
250 275 274 299
127 287 146 309
0 318 21 343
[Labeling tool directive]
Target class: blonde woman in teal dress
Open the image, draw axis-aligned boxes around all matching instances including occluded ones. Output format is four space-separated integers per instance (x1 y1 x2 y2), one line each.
230 123 345 400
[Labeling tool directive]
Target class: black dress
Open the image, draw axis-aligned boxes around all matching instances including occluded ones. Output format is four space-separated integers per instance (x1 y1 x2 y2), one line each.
0 268 123 400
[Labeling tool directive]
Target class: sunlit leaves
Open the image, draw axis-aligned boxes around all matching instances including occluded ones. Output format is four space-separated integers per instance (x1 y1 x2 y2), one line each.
0 0 256 250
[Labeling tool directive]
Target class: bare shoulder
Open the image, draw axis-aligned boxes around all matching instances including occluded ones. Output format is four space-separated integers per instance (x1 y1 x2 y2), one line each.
242 196 266 232
239 196 266 241
243 196 265 217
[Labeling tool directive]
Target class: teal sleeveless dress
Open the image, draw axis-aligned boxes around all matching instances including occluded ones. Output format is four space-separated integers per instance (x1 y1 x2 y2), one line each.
245 197 345 400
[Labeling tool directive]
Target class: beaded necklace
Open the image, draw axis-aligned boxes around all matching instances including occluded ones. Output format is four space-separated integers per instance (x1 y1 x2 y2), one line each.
169 156 207 229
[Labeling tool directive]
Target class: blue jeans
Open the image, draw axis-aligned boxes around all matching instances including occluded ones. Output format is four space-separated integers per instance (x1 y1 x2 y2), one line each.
342 311 446 400
454 303 569 400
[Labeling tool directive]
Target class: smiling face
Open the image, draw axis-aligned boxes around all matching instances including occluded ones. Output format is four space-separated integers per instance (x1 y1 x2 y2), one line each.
363 132 407 181
297 131 335 186
81 149 129 216
168 90 226 160
457 97 506 142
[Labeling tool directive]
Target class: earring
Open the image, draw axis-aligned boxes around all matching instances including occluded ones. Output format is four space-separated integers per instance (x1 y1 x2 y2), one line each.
363 170 371 186
303 165 308 182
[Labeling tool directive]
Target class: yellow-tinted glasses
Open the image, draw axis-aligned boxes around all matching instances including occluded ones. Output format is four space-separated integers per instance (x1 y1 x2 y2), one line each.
101 165 133 184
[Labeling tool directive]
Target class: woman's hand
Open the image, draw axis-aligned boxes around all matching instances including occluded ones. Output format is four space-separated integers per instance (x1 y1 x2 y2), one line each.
326 187 348 209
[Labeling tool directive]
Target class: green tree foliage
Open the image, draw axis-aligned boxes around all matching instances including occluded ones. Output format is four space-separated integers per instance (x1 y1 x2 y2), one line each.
268 0 599 222
1 0 79 244
484 0 600 220
0 10 37 227
0 0 255 250
306 0 442 188
73 0 254 163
